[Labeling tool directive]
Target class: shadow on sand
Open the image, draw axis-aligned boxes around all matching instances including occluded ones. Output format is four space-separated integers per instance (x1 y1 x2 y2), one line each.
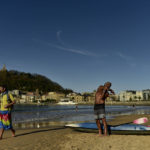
15 126 66 137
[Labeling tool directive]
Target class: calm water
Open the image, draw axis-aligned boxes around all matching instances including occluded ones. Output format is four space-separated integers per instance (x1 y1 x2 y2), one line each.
12 104 150 124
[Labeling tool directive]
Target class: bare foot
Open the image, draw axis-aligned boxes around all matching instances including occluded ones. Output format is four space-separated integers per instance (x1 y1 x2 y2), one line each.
103 134 109 137
98 130 102 135
98 134 104 137
98 131 103 137
12 129 15 137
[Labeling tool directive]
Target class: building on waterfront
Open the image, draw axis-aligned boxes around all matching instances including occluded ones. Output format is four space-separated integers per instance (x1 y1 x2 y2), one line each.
118 91 139 101
41 93 49 101
84 95 94 102
142 89 150 100
20 94 27 103
19 92 35 103
81 92 95 103
66 92 84 103
118 90 150 101
106 94 118 101
47 92 65 102
66 92 77 99
74 95 84 103
26 92 35 102
11 90 20 96
135 91 143 101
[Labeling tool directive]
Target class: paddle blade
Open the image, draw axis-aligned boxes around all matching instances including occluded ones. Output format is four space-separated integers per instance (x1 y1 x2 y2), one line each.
133 117 148 124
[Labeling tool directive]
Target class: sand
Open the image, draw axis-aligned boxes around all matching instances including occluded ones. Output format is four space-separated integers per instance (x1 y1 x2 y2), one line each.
1 114 150 150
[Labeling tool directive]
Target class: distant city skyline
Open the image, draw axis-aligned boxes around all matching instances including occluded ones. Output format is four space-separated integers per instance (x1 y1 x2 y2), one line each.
1 0 150 93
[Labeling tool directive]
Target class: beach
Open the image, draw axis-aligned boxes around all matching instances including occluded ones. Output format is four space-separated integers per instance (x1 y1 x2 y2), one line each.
1 114 150 150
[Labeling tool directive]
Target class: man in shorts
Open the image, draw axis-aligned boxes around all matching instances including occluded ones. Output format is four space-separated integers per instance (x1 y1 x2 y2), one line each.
0 85 16 140
94 82 115 136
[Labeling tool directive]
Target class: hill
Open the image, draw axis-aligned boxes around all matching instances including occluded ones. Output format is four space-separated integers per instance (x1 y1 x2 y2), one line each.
0 70 73 94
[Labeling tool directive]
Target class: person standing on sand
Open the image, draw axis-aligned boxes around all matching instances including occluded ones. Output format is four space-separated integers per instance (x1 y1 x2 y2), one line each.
94 82 115 136
0 85 16 140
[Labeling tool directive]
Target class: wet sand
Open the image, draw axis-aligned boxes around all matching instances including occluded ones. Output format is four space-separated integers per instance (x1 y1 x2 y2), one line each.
1 114 150 150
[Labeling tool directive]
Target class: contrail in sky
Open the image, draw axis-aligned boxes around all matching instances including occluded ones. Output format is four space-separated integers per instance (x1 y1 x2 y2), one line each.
32 30 108 58
33 32 106 57
55 31 106 57
47 42 98 57
56 30 65 46
117 52 136 67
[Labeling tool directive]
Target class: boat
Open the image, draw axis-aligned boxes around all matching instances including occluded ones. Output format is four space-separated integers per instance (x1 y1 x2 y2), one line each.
65 122 150 135
57 98 77 105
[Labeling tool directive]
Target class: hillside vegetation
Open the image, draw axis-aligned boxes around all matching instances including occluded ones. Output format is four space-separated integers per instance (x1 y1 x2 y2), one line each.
0 70 73 94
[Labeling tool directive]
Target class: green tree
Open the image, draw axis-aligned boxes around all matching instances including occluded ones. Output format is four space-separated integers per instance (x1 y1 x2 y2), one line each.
134 96 137 101
138 96 141 101
129 97 132 101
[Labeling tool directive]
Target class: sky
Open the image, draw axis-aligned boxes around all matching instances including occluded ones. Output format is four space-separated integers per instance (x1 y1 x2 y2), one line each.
0 0 150 93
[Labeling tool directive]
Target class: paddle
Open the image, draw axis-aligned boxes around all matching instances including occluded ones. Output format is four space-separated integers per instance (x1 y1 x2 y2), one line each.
112 117 148 127
133 117 148 124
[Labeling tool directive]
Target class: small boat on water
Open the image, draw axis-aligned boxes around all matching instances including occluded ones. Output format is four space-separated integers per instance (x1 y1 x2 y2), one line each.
57 98 77 105
66 122 150 135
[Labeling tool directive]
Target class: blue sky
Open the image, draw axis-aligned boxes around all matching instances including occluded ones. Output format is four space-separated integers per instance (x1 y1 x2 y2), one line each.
0 0 150 93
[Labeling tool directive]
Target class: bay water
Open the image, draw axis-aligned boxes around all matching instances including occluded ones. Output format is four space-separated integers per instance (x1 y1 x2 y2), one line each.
11 104 150 129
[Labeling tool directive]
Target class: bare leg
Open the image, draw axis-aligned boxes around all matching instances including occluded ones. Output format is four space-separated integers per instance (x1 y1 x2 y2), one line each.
10 128 15 137
96 119 102 136
0 128 4 140
102 118 108 136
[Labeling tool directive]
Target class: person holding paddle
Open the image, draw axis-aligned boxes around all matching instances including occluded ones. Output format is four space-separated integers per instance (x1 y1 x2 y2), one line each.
94 82 115 136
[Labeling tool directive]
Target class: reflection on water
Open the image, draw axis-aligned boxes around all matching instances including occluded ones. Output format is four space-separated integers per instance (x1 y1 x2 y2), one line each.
11 104 150 129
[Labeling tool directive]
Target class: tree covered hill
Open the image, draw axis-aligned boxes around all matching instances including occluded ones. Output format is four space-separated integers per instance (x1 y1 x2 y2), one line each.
0 70 73 94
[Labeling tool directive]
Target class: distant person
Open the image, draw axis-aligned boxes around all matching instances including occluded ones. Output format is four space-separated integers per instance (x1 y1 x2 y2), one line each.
94 82 115 136
132 104 136 110
75 105 78 112
0 85 16 140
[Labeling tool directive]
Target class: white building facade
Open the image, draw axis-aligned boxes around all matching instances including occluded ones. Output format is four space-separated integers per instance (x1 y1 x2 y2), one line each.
118 90 150 101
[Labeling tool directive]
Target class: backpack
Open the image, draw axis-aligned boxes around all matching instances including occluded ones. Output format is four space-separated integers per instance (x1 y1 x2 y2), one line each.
4 92 14 109
6 93 12 103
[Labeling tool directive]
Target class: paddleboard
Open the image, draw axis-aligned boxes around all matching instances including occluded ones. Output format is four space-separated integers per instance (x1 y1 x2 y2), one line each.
66 122 150 135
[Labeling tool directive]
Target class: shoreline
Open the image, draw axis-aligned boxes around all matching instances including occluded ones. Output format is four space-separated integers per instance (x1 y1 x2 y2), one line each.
16 101 150 106
78 101 150 106
12 113 150 130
